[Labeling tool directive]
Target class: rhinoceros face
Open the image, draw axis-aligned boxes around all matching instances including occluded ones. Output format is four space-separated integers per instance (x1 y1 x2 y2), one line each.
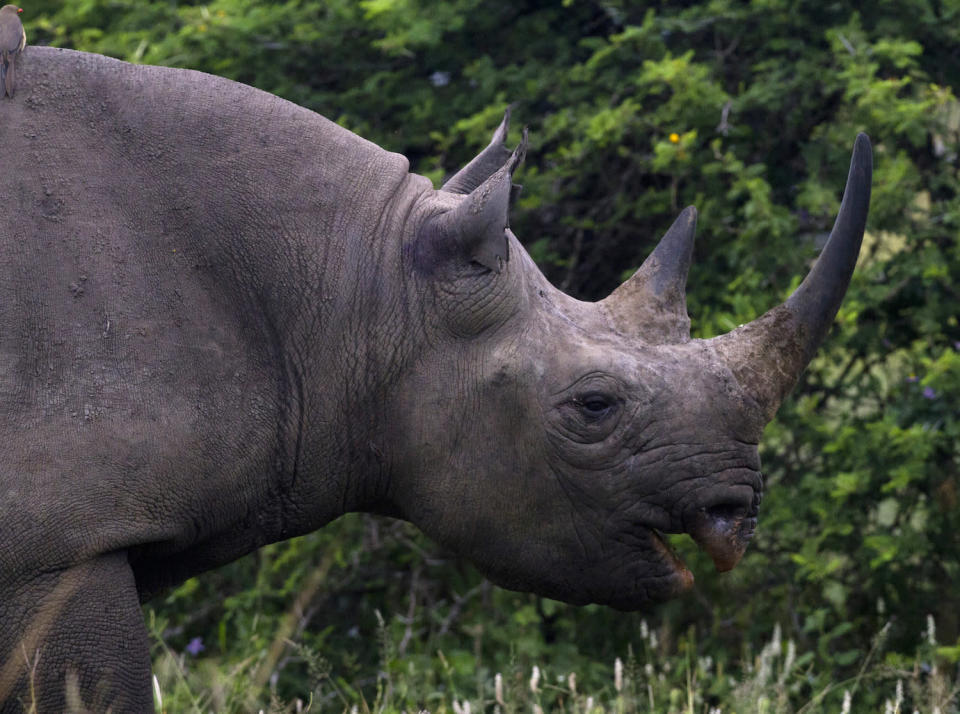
392 115 871 609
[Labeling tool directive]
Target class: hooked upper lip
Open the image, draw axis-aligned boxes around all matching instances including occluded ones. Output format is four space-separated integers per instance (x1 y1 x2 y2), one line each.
646 484 761 595
687 499 759 572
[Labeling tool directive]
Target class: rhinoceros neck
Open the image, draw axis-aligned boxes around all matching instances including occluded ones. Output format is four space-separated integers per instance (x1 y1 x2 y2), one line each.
12 48 426 539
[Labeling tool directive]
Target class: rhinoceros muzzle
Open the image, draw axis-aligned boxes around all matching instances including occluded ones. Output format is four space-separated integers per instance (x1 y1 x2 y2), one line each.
688 501 759 573
645 512 755 595
644 481 761 593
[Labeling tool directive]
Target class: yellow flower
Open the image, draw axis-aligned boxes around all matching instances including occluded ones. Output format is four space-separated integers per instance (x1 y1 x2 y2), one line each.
669 132 680 144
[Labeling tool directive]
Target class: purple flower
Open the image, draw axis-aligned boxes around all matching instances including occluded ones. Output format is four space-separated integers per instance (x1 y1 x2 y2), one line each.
185 637 205 656
954 341 960 351
906 375 919 383
922 386 937 400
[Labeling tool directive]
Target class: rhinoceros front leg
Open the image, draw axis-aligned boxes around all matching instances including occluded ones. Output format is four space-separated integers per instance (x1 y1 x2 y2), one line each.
0 551 152 713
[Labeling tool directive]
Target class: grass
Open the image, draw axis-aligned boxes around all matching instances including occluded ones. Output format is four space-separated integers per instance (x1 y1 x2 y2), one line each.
147 613 960 714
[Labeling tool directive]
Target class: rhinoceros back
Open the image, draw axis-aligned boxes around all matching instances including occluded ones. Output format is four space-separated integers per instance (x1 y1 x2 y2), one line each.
0 47 413 579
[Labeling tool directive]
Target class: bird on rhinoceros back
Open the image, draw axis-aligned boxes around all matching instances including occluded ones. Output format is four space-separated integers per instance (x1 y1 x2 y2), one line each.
0 4 25 98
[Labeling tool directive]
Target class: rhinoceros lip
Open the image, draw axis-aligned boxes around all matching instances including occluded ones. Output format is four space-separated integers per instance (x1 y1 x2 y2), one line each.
687 500 758 573
645 495 758 591
648 527 695 595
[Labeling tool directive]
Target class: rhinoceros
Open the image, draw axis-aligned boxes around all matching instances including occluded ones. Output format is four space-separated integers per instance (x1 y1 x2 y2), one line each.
0 46 870 711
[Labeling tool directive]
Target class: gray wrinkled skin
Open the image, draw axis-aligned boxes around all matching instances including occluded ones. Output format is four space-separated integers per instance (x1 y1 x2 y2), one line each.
0 47 871 711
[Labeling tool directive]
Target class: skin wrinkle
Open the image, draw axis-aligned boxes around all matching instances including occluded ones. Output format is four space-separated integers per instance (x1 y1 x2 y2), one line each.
363 188 429 392
432 257 522 336
647 460 760 496
636 441 754 462
551 414 624 448
671 475 761 515
548 369 631 397
551 466 597 562
615 500 673 534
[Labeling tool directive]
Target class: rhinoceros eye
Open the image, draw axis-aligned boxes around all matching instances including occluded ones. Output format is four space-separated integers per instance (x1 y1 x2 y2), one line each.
575 393 615 421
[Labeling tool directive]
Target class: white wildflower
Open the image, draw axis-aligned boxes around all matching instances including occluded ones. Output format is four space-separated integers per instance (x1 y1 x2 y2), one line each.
640 619 649 640
152 675 162 711
530 665 540 694
495 673 504 705
895 679 904 710
533 706 543 714
841 689 851 714
614 657 623 692
567 672 577 695
757 648 772 686
927 614 937 645
884 699 893 714
779 640 796 685
644 663 654 678
585 697 594 714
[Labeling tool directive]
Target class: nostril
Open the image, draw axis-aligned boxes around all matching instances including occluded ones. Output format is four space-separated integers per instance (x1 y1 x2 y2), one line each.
704 502 748 523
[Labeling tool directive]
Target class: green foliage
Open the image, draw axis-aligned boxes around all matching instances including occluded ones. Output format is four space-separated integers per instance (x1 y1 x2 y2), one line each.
149 607 960 712
18 0 960 708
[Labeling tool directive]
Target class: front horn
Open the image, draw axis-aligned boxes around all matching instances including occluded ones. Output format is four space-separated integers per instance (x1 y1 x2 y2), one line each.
711 133 873 420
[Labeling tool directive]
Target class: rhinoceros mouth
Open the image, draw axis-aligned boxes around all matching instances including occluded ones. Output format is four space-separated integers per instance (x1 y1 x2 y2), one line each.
687 500 759 572
648 527 695 595
645 487 760 594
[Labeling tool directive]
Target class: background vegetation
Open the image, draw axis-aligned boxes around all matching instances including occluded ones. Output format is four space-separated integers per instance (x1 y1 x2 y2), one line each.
19 0 960 711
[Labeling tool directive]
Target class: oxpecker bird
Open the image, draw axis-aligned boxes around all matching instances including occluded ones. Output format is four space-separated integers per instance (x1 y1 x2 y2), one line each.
0 4 25 98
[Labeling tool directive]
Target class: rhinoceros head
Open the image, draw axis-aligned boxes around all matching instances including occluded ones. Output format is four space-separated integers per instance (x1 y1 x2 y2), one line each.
391 113 871 609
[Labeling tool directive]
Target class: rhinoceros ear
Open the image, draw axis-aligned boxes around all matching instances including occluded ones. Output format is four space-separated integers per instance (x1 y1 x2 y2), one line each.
442 108 514 195
421 130 527 273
